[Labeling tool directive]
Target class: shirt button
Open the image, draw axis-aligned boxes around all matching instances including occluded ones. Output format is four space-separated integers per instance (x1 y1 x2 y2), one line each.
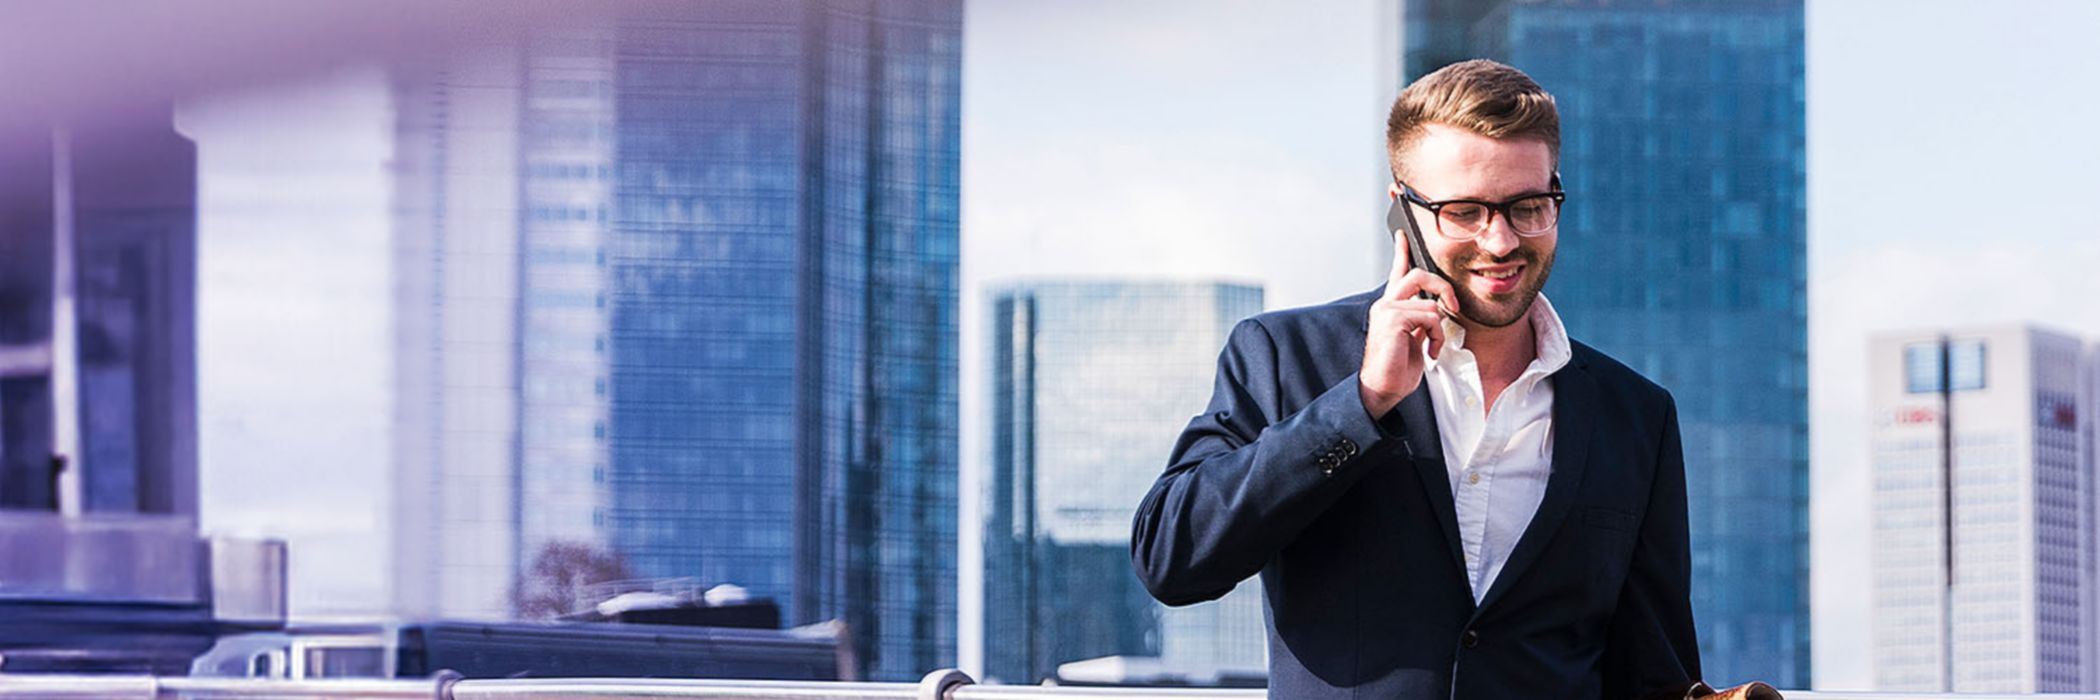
1467 472 1480 485
1464 396 1478 408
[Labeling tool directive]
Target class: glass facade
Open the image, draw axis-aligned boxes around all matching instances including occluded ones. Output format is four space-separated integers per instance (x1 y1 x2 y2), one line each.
517 24 618 589
605 1 961 681
393 0 961 681
605 0 805 614
1401 0 1810 687
984 281 1265 684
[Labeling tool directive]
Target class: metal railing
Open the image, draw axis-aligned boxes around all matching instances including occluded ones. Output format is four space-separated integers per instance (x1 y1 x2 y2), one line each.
0 671 2090 700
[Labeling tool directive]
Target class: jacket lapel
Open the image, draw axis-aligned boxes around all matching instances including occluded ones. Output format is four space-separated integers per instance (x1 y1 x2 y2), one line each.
1397 384 1467 576
1475 356 1598 612
1355 285 1468 577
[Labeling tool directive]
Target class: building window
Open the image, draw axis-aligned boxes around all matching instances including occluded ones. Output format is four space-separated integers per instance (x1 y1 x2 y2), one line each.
1949 340 1985 390
1904 339 1986 393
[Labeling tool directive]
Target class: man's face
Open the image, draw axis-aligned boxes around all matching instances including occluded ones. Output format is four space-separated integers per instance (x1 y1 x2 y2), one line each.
1392 123 1558 329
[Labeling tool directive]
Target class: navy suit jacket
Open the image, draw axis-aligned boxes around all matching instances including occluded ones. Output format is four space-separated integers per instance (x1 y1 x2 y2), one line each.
1131 287 1702 699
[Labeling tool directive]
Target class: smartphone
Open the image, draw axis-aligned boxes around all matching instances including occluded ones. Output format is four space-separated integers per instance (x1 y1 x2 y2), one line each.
1386 190 1446 300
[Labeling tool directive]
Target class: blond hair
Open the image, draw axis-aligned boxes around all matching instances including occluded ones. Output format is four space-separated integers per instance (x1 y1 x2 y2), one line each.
1385 59 1560 182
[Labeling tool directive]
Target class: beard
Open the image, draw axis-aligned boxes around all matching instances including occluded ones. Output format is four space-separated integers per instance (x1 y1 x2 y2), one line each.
1440 245 1555 328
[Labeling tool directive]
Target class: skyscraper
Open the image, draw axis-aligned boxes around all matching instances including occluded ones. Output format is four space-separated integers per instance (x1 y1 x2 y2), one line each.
984 280 1266 684
391 0 961 680
1396 0 1809 686
392 39 537 622
1869 325 2094 693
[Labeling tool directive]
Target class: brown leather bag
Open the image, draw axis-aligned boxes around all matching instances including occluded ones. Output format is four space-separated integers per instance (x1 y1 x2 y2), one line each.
1689 681 1783 700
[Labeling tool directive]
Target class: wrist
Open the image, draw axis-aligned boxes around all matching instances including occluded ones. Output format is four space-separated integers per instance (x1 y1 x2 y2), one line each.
1358 379 1402 418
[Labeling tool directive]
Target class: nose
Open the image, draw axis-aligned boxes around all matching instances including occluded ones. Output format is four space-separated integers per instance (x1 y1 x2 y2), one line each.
1474 214 1522 258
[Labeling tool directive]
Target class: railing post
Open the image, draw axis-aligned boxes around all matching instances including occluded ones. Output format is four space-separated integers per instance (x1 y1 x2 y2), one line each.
431 669 465 700
917 668 974 700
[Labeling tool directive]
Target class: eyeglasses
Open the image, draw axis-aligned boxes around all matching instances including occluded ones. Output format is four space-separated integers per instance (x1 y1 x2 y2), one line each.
1397 181 1566 240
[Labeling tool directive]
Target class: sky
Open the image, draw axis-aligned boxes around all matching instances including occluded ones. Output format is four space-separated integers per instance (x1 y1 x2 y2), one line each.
170 0 2100 688
1806 0 2100 689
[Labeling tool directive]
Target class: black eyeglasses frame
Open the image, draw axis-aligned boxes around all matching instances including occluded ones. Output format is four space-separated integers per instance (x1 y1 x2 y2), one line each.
1395 175 1567 240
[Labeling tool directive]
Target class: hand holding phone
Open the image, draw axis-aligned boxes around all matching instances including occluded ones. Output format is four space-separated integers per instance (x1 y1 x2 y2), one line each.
1359 201 1458 418
1386 195 1449 291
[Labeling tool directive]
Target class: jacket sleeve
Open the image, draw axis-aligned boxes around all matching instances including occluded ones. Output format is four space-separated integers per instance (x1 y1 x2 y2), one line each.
1129 317 1399 606
1603 392 1705 699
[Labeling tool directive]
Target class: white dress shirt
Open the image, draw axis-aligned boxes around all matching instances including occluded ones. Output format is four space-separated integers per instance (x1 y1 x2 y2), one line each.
1423 293 1572 602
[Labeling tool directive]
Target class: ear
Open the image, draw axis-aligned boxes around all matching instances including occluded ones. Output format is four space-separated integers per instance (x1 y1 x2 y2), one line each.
1387 181 1403 200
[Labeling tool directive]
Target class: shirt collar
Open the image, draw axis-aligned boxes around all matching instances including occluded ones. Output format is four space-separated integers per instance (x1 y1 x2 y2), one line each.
1429 293 1573 376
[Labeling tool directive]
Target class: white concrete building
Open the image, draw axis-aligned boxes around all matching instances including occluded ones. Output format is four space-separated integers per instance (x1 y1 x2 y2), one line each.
1869 325 2095 692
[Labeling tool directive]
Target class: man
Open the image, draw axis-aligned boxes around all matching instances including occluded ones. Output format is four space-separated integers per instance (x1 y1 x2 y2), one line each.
1130 59 1704 699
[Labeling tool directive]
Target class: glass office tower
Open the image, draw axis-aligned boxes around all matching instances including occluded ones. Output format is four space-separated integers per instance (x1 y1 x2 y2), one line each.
392 0 960 680
984 281 1266 684
607 1 961 681
1399 0 1809 687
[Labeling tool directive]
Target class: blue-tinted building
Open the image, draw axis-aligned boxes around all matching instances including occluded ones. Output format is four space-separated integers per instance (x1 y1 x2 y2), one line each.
984 281 1266 684
606 1 961 681
1399 0 1809 687
391 0 960 681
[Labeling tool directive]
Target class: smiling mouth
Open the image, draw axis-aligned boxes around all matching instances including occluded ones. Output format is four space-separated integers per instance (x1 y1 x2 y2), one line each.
1472 264 1524 281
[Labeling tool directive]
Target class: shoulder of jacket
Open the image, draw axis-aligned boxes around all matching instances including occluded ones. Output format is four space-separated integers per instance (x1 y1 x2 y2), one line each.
1569 340 1673 407
1239 287 1380 337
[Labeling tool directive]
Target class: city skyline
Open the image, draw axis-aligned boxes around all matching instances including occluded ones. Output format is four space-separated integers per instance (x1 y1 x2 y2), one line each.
378 1 961 681
72 0 2100 691
960 0 2100 689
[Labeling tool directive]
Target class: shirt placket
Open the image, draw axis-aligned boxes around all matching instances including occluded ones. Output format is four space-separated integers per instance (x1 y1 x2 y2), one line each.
1448 360 1491 597
1461 370 1546 597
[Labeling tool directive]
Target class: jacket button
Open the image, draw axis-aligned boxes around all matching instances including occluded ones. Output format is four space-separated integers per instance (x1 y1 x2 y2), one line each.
1462 630 1480 648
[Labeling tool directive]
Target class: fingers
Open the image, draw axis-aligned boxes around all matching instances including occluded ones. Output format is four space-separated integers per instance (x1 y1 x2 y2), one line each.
1396 306 1446 358
1418 272 1460 317
1372 302 1446 357
1387 230 1413 295
1390 269 1461 317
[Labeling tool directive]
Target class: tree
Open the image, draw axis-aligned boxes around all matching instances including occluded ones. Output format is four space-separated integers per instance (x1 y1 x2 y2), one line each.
512 540 632 619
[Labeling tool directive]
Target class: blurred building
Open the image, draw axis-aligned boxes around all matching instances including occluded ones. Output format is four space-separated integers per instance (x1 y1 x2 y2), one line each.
0 108 285 673
982 280 1265 684
0 109 198 518
390 0 961 680
1869 326 2096 692
1395 0 1809 686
